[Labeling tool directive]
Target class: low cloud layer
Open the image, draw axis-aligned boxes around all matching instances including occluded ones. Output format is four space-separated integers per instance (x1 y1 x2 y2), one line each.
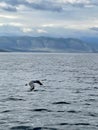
90 27 98 32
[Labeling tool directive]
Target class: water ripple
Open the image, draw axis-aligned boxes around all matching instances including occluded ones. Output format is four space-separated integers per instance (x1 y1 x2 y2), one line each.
10 126 58 130
10 126 33 130
67 110 81 114
52 101 71 105
88 112 98 117
3 97 25 102
53 122 91 126
85 98 96 102
30 108 52 112
1 110 12 113
73 123 90 126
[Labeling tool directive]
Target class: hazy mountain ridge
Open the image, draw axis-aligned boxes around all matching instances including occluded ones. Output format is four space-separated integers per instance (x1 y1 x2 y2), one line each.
0 36 97 52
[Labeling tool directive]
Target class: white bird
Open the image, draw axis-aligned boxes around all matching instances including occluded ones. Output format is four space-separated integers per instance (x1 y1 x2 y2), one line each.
25 80 43 91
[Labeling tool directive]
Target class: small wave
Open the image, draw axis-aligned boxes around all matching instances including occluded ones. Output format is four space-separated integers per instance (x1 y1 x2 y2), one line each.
1 110 12 113
94 87 98 89
84 103 91 106
74 123 90 126
31 108 52 112
57 123 69 126
52 101 71 105
33 127 58 130
67 110 81 113
84 81 96 85
4 97 25 101
10 126 58 130
41 79 47 81
56 110 65 112
54 122 90 126
88 94 98 97
74 90 82 93
10 126 33 130
85 98 96 102
67 69 79 73
58 80 65 83
33 90 46 92
0 121 5 124
88 112 98 117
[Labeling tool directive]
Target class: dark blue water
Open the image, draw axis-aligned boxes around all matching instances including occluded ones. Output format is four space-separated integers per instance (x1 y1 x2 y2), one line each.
0 53 98 130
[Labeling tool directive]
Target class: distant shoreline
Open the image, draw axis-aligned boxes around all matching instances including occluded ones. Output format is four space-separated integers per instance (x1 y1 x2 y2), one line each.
0 36 97 53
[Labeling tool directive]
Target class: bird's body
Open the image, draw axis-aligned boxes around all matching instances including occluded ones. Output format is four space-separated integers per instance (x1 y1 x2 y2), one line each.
25 80 43 91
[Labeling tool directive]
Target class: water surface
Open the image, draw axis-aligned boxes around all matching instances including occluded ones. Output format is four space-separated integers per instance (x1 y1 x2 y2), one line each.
0 53 98 130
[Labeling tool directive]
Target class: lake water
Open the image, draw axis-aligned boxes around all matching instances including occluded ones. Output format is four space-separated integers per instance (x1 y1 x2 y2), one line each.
0 53 98 130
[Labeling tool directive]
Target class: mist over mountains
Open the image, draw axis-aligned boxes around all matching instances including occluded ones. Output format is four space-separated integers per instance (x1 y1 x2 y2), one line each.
0 36 98 52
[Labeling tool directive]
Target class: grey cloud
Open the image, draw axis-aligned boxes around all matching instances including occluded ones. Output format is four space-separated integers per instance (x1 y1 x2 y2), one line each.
0 0 26 12
90 27 98 31
28 1 62 12
0 0 25 6
64 0 98 8
1 6 17 12
0 0 18 12
0 0 62 12
0 0 98 12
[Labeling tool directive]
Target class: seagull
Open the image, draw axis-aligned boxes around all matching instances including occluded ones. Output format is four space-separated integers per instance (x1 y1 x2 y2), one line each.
25 80 43 91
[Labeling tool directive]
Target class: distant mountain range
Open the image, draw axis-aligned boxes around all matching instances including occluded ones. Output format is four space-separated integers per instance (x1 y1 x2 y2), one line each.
0 36 98 52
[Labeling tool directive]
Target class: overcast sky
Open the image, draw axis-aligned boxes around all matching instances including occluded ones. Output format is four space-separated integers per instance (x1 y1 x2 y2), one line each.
0 0 98 38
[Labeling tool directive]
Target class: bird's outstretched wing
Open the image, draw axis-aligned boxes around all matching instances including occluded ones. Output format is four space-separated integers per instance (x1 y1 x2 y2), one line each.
35 80 43 85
